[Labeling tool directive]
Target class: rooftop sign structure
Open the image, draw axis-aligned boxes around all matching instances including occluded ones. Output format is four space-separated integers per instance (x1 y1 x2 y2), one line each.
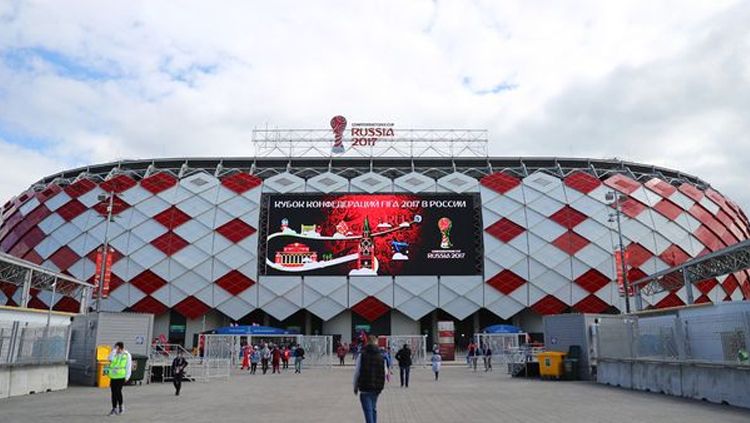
252 116 488 158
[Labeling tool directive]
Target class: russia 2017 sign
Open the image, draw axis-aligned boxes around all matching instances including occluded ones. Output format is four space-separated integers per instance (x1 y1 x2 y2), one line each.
260 194 481 276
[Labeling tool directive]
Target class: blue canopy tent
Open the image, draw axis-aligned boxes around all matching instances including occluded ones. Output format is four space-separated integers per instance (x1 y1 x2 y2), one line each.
211 325 297 335
481 324 522 334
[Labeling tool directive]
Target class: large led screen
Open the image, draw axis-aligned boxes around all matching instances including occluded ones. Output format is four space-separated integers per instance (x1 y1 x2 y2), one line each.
260 194 481 276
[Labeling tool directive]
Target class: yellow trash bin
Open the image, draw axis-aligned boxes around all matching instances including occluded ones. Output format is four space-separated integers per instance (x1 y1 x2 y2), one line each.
96 345 112 388
537 351 567 379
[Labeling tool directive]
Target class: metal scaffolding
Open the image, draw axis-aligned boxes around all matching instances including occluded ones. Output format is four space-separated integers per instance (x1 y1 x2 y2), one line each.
631 239 750 308
0 251 93 313
251 129 489 158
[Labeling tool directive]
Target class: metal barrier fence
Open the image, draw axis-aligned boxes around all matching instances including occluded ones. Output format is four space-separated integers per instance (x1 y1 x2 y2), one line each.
0 321 70 366
474 333 540 374
385 335 428 367
205 334 334 368
597 310 750 364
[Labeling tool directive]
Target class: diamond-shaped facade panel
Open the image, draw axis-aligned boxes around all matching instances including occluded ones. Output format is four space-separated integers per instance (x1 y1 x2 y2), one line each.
221 173 262 194
550 206 588 229
154 206 192 230
552 231 590 255
130 270 168 295
215 270 255 295
486 270 526 295
100 174 137 194
216 219 256 243
351 296 390 322
480 172 521 194
140 172 178 194
564 172 601 194
151 232 189 256
485 218 525 243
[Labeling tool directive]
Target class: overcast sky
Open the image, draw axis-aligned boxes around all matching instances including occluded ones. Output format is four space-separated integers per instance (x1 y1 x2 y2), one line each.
1 1 749 207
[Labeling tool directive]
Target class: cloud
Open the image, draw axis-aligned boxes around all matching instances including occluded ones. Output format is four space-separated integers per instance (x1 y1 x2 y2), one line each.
0 0 748 208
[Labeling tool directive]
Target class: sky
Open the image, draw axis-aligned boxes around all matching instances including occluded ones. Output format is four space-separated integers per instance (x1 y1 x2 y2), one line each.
0 1 749 207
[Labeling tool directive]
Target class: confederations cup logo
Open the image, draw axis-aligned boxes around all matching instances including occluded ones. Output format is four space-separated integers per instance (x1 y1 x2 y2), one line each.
330 115 347 153
438 217 453 249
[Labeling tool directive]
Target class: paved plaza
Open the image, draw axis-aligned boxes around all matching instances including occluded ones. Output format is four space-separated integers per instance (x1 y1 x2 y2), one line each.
1 366 749 423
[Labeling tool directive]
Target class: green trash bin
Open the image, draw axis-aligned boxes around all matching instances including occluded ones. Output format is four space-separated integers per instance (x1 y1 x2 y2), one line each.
563 358 579 380
129 354 148 385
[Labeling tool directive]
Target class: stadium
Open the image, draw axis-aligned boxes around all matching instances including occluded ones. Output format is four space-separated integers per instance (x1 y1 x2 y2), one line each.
1 126 749 349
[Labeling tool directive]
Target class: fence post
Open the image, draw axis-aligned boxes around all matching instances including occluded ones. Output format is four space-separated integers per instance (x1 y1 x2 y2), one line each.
682 270 695 305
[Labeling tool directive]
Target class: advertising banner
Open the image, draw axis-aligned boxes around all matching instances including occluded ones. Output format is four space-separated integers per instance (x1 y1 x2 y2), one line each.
93 247 114 299
437 321 455 361
261 193 481 276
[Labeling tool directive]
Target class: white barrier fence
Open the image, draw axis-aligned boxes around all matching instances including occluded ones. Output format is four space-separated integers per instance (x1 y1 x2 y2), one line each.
384 335 428 367
474 333 541 374
203 334 334 369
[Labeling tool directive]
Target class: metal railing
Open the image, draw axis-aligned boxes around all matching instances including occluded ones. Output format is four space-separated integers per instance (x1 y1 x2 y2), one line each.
597 311 750 365
1 321 71 366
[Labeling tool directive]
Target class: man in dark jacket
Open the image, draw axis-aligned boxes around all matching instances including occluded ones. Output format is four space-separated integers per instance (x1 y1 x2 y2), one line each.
353 336 386 423
395 344 412 388
171 350 188 396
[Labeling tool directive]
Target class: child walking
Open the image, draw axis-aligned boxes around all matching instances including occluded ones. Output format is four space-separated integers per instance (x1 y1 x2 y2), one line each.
431 348 442 381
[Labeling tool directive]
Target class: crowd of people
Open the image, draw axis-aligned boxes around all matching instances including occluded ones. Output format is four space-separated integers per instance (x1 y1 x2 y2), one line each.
104 336 496 422
240 342 306 374
465 340 493 372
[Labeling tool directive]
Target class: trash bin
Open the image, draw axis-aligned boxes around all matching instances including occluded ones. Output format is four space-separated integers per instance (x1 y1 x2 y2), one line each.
537 351 566 379
129 354 148 385
563 358 579 380
96 345 112 388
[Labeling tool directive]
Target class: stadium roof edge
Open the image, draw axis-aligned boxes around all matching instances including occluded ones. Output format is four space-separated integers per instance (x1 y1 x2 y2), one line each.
31 156 707 188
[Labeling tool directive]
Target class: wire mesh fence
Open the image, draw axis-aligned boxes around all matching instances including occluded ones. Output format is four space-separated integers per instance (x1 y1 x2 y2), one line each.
597 310 750 364
0 321 70 366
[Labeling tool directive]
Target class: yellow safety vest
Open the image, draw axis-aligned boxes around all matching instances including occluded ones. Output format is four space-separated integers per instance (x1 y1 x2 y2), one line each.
109 353 128 380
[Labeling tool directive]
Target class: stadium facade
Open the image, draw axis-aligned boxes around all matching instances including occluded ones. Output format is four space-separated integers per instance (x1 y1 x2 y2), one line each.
1 155 749 347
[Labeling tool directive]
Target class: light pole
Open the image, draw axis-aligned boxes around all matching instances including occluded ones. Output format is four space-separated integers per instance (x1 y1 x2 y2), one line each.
606 190 631 314
95 192 115 313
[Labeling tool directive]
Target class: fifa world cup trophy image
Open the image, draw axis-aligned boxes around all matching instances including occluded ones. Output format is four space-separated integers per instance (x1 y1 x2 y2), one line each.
330 115 347 153
438 217 453 249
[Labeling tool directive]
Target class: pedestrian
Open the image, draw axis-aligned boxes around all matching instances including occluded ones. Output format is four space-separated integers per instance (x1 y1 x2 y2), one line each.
353 336 386 423
337 342 348 366
431 348 442 381
467 341 477 370
271 344 282 374
483 344 493 372
171 350 188 396
105 341 131 416
282 345 290 370
241 343 250 371
260 343 271 374
469 344 478 372
294 344 305 374
395 344 412 388
250 346 260 374
380 346 393 383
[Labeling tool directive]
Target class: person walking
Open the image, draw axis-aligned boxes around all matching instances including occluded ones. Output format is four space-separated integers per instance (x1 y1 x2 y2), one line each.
483 344 493 372
467 341 477 371
271 344 282 374
260 343 271 375
250 346 260 374
431 348 442 381
282 345 290 370
395 344 412 388
241 343 251 371
353 336 386 423
294 344 305 374
337 342 348 366
171 350 188 396
105 341 131 416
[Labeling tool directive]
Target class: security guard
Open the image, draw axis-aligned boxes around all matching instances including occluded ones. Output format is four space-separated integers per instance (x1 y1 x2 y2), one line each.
106 341 132 416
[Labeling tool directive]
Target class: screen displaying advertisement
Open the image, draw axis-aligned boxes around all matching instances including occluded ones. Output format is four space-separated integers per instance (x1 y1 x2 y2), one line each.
260 193 481 276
